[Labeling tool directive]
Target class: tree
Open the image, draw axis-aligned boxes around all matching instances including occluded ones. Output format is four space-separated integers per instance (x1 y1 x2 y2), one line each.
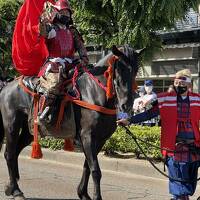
0 0 22 78
70 0 199 58
0 0 199 77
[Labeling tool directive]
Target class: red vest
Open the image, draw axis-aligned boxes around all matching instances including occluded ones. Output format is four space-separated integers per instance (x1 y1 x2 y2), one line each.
46 28 75 58
157 91 200 157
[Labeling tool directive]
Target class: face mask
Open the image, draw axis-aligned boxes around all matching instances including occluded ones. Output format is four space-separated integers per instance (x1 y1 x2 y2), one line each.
55 14 71 25
139 92 144 97
145 86 153 94
175 86 188 95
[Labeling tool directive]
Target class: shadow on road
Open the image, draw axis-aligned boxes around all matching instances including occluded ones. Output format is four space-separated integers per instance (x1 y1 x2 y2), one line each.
27 199 79 200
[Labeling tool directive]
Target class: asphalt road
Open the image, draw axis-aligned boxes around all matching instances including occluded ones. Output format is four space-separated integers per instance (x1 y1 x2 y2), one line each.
0 155 200 200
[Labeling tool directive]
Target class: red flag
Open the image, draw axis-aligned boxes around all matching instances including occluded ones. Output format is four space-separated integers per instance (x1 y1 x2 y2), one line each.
12 0 54 76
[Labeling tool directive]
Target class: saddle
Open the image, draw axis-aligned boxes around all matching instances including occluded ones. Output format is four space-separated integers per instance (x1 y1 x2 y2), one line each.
22 75 76 139
21 60 116 140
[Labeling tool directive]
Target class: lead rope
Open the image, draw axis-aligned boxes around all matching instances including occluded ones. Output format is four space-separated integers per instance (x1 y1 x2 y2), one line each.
121 125 200 183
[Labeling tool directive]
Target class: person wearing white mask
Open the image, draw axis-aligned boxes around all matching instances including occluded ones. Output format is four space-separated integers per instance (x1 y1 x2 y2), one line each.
117 69 200 200
143 80 157 106
141 80 157 126
132 86 146 113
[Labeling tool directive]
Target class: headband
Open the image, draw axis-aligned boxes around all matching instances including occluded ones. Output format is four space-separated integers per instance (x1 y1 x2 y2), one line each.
175 76 191 83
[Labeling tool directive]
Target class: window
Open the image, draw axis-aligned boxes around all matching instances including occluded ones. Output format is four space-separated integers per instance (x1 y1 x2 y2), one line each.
152 60 198 75
136 79 174 93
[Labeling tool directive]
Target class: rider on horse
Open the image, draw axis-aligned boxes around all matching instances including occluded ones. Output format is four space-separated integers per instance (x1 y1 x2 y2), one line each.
37 0 89 119
39 0 88 75
12 0 89 153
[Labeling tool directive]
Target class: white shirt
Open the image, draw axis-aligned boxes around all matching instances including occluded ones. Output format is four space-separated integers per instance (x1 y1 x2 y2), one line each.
142 92 157 106
133 96 145 112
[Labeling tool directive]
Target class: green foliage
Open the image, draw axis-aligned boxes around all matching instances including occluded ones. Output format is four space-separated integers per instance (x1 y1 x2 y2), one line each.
0 0 198 77
70 0 199 58
0 0 22 77
39 125 162 160
103 125 162 159
39 137 64 151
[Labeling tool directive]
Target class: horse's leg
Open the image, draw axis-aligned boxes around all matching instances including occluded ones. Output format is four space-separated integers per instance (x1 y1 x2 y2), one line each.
15 120 33 180
77 159 91 200
4 117 25 199
0 112 4 151
80 132 102 200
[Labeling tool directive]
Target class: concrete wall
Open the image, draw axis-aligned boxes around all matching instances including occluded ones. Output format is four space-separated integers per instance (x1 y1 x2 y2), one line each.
153 47 193 61
86 45 200 92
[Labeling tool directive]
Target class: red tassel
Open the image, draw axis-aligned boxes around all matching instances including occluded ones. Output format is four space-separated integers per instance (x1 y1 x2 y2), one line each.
64 139 74 152
104 56 118 100
31 141 43 159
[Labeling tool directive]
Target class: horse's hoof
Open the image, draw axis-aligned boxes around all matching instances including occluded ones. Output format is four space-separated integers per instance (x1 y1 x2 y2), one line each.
13 190 26 200
81 197 92 200
78 193 92 200
4 184 12 196
14 194 26 200
81 196 92 200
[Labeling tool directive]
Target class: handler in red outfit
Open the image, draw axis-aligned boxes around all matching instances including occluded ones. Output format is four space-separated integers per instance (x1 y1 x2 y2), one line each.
117 69 200 200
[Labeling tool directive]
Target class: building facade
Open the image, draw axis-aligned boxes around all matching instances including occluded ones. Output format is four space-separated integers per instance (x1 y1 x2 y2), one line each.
137 9 200 93
86 9 200 93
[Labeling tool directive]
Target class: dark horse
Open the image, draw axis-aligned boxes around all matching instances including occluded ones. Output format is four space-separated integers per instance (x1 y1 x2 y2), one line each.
0 45 141 200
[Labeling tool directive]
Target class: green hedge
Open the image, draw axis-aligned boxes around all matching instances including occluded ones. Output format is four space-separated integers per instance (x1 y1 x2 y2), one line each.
40 137 64 151
102 125 162 159
39 125 162 159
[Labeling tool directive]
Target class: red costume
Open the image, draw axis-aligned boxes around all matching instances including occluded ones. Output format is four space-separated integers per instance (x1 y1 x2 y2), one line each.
12 0 54 76
12 0 88 76
38 0 88 76
157 91 200 156
47 28 75 58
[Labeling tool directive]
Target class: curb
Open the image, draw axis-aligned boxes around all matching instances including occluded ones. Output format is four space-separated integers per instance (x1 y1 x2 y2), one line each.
16 146 166 180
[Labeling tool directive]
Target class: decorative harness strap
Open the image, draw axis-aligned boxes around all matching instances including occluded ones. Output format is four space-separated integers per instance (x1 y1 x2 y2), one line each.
19 56 118 142
19 76 42 159
69 56 117 101
56 56 118 129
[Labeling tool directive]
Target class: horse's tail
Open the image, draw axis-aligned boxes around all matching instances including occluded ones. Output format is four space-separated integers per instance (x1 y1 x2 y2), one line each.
0 111 4 151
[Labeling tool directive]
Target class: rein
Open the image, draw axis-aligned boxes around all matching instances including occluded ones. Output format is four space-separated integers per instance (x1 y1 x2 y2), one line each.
121 125 200 183
71 56 117 100
56 60 118 129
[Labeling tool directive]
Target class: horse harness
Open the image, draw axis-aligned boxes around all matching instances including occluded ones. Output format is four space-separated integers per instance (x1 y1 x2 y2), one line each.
18 57 120 156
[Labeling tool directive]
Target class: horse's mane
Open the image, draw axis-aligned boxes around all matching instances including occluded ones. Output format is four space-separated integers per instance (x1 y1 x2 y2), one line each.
83 45 139 77
121 45 139 74
86 52 113 76
94 45 139 74
88 66 108 76
95 52 113 67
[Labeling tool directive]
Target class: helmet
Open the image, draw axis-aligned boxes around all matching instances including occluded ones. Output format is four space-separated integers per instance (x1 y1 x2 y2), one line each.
52 0 72 12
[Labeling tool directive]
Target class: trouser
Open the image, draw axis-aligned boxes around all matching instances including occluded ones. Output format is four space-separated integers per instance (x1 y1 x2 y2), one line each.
167 157 200 199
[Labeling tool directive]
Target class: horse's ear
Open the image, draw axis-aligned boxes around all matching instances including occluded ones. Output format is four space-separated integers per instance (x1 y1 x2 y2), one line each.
135 47 146 57
112 45 123 57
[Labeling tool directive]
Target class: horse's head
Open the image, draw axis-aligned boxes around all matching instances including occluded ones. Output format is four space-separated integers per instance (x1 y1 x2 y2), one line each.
111 45 141 113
